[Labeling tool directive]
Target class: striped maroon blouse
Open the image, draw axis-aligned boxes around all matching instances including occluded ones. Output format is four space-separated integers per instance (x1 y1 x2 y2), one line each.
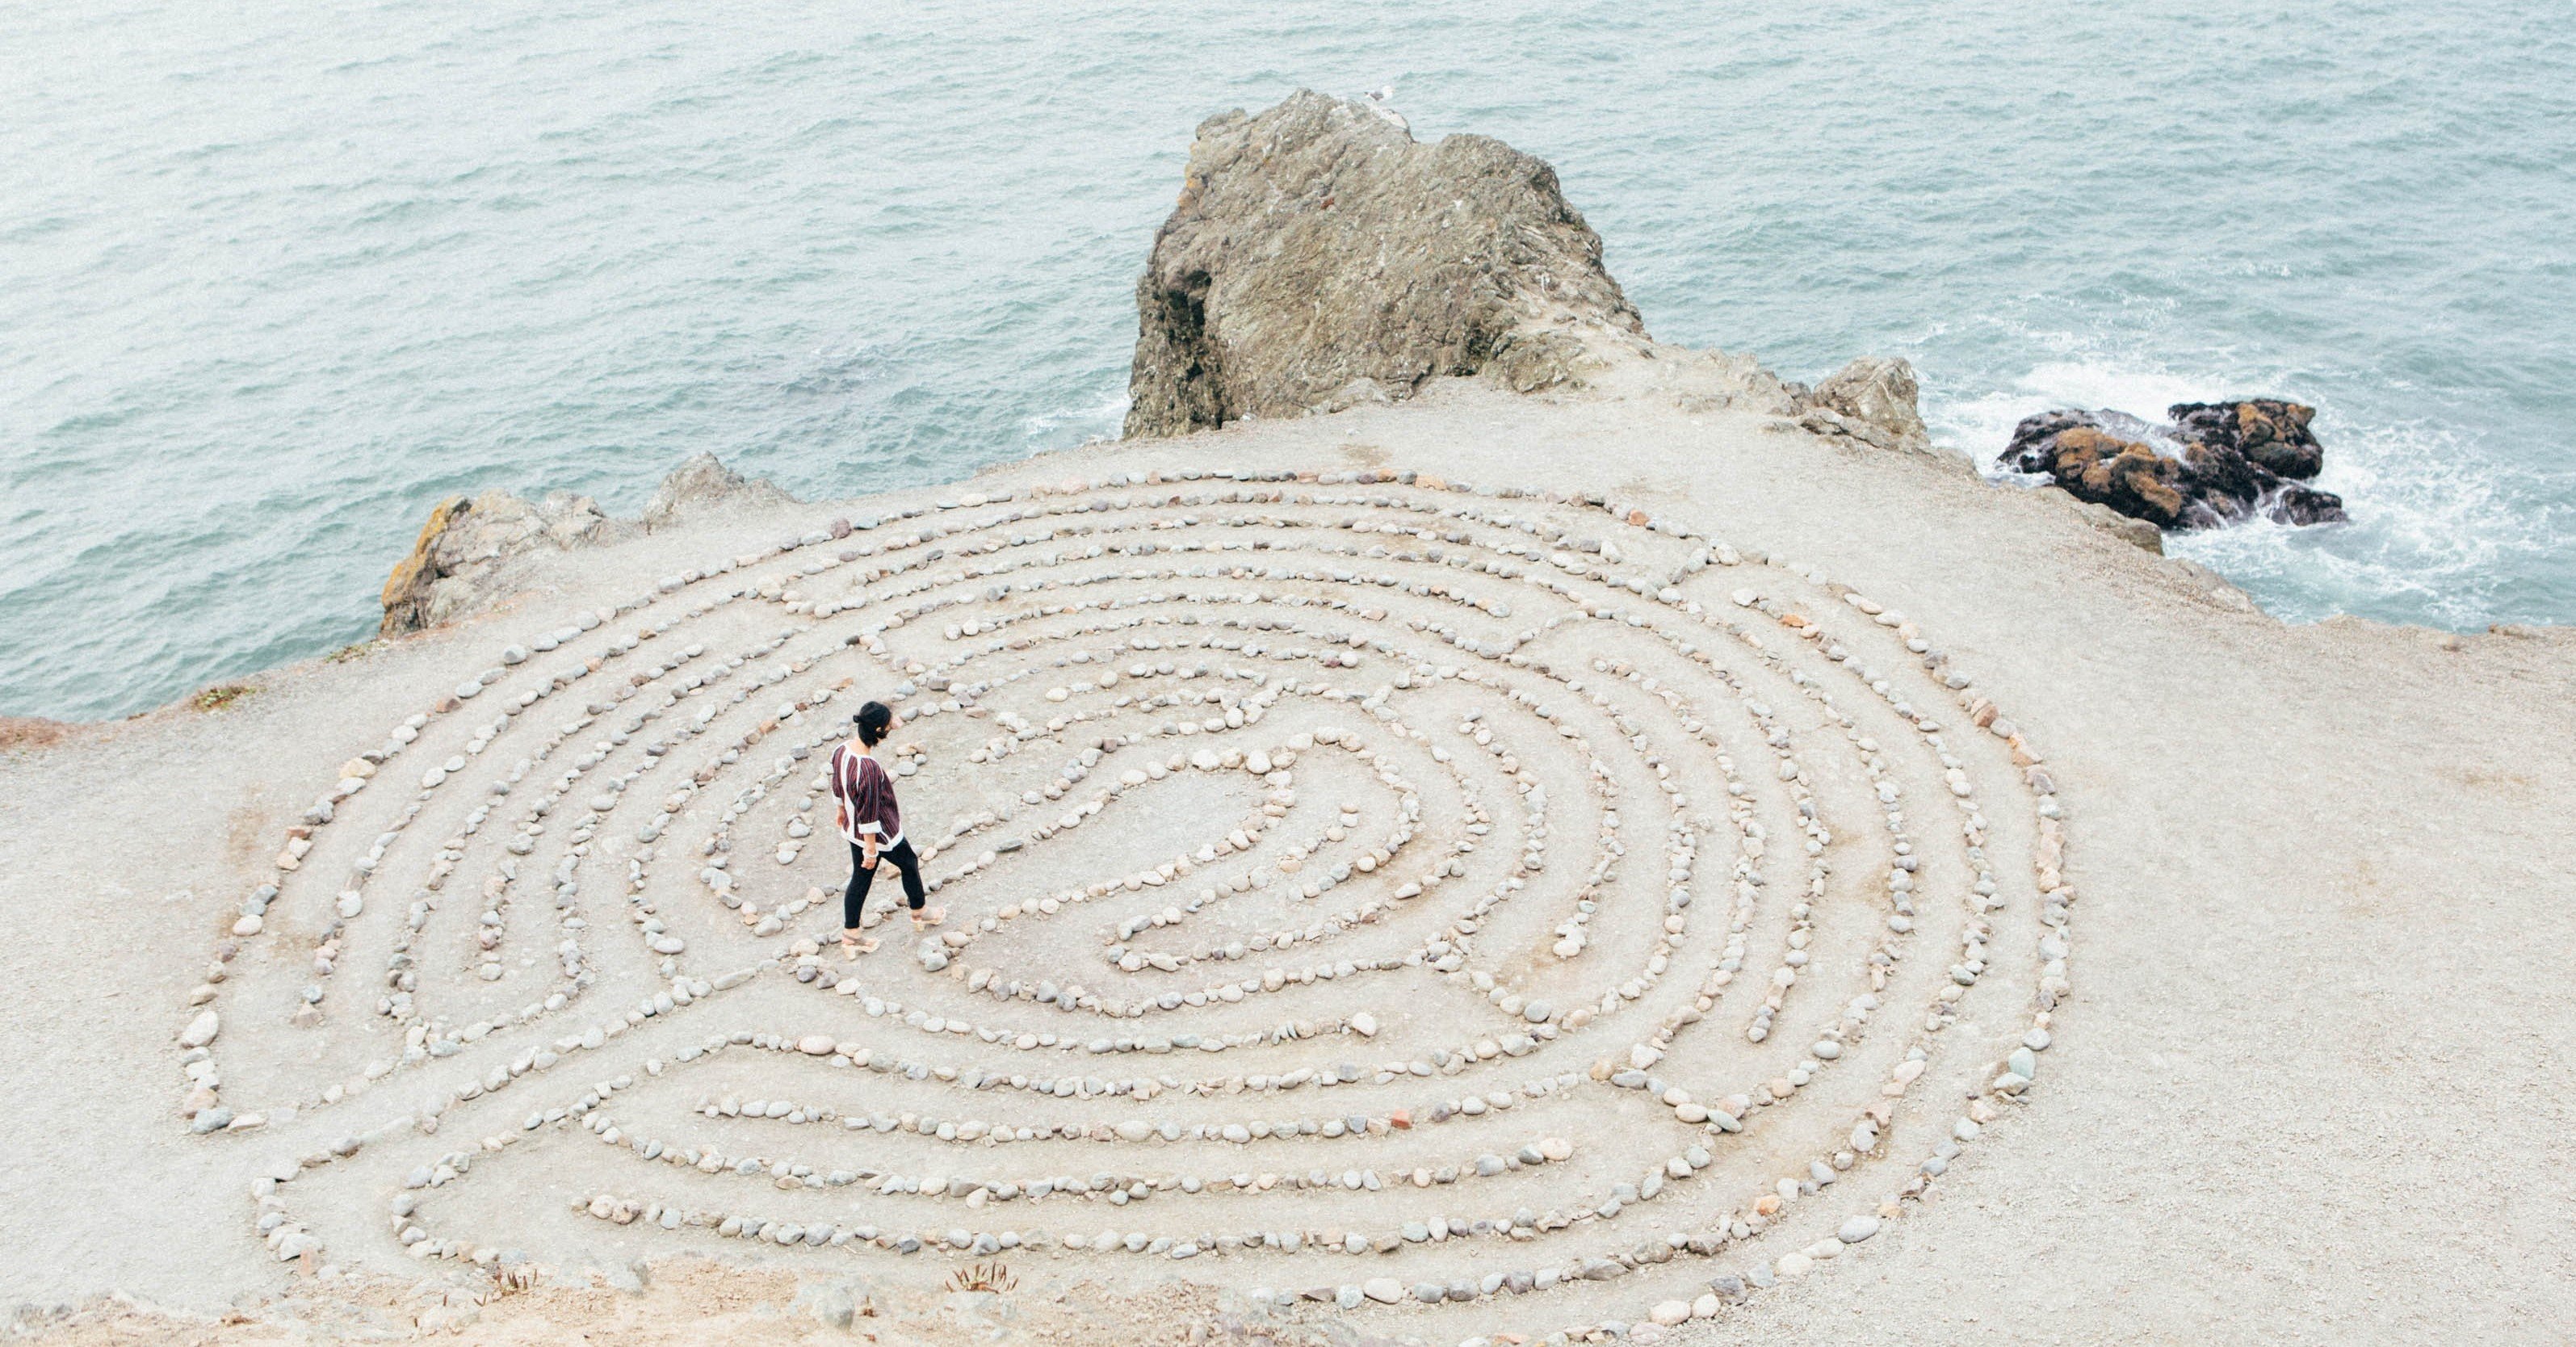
828 742 902 846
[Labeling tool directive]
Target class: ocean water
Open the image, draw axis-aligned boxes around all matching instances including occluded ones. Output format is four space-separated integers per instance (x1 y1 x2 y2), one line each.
5 1 2571 720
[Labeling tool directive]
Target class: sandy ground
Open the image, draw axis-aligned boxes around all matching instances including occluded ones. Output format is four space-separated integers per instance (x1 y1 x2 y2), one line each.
3 348 2571 1345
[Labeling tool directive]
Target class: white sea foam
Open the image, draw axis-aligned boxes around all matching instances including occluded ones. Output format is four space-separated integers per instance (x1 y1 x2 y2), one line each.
1020 388 1131 445
1930 359 2213 474
2170 418 2566 630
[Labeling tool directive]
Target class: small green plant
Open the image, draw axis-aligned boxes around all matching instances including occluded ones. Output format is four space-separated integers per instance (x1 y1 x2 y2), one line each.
192 683 254 711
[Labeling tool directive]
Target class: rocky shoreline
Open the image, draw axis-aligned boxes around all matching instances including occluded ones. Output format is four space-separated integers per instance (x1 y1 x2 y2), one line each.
367 92 1961 649
360 94 2366 654
0 94 2427 740
2002 399 2345 531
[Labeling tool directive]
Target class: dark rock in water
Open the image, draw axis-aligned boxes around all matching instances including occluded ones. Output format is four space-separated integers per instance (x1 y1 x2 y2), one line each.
2168 400 2325 480
1122 90 1645 439
2003 401 2344 531
2256 478 2348 527
2003 411 2193 527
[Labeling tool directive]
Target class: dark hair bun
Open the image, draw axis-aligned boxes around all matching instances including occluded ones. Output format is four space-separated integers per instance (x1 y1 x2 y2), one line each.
854 700 894 746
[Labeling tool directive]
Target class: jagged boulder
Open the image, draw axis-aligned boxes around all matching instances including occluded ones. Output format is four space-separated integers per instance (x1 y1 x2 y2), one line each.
1796 356 1935 455
1122 90 1645 439
379 489 628 636
2003 403 2343 531
643 452 795 529
380 455 790 635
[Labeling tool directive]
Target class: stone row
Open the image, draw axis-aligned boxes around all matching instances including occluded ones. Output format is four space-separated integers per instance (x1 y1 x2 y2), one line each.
195 466 2075 1347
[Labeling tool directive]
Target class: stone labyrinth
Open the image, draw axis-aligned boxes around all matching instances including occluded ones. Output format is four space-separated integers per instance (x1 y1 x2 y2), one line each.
181 467 2077 1343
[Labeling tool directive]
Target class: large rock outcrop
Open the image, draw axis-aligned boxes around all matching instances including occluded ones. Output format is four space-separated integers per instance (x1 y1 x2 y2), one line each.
1122 90 1647 439
642 453 795 530
1794 355 1936 455
378 491 628 636
2004 400 2344 531
380 453 790 636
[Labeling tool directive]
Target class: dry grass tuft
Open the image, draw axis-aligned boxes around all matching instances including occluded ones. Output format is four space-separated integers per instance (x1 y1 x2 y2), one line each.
489 1261 542 1296
946 1260 1017 1294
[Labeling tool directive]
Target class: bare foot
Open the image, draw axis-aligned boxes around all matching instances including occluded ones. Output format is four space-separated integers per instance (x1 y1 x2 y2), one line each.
912 905 946 930
841 933 879 960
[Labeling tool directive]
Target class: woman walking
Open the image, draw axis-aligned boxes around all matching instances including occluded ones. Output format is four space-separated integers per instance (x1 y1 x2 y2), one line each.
831 700 939 959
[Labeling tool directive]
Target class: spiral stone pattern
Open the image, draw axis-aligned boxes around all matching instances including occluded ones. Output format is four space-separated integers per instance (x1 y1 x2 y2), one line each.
185 468 2075 1344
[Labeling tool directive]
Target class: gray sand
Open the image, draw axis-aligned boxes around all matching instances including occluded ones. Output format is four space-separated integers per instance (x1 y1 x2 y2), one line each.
3 352 2570 1345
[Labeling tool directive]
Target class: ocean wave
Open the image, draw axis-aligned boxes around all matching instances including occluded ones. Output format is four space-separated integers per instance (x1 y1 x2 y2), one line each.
2172 416 2574 629
1020 388 1131 445
1929 359 2221 473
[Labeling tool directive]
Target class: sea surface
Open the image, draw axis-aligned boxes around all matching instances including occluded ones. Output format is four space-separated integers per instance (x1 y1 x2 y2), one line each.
6 0 2571 720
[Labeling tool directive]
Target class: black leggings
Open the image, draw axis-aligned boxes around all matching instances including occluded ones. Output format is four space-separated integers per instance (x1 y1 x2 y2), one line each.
845 837 925 927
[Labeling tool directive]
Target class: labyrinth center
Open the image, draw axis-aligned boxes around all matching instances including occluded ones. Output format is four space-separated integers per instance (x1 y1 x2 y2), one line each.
191 468 2075 1338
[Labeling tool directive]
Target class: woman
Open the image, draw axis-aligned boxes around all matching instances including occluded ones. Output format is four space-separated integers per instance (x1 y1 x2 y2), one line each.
830 700 939 959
